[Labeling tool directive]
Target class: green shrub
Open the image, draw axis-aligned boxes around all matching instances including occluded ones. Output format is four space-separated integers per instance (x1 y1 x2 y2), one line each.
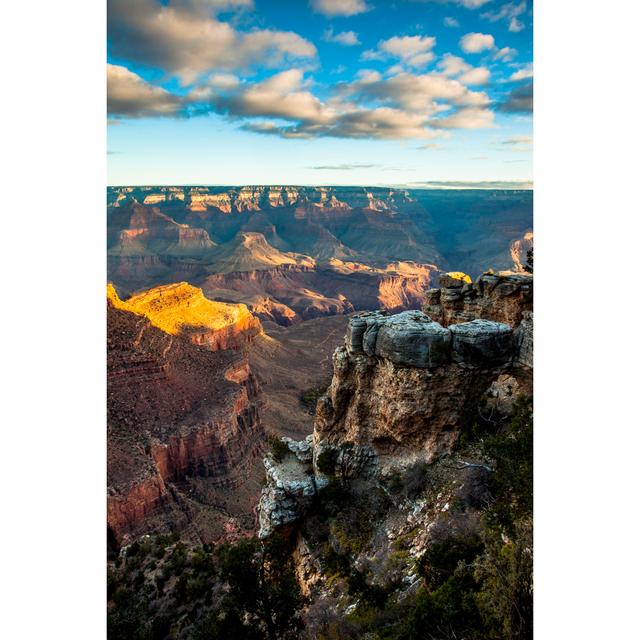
316 448 338 475
268 436 289 463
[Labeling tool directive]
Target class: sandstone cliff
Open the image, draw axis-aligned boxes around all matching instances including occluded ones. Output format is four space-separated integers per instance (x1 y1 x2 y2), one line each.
107 294 265 546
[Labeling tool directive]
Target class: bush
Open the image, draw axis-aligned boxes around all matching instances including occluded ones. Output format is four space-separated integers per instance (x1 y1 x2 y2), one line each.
316 448 338 475
269 436 290 463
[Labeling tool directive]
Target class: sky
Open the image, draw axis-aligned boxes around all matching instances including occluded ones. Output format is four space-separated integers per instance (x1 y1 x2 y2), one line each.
107 0 533 186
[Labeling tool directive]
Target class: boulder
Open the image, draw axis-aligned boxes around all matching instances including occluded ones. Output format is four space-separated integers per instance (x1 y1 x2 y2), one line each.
450 319 513 367
345 311 384 354
374 310 451 368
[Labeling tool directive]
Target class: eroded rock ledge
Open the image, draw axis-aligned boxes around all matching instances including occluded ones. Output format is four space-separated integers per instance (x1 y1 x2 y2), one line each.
424 271 533 328
259 302 532 538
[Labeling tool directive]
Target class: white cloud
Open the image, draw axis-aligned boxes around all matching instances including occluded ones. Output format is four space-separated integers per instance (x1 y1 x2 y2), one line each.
107 64 183 117
438 54 490 85
363 35 437 68
438 54 471 76
107 0 317 83
460 66 490 85
443 16 460 28
209 73 241 89
310 0 369 17
459 32 495 53
481 1 527 33
343 70 490 113
323 27 360 46
494 46 517 61
207 67 494 139
430 107 495 129
509 64 533 81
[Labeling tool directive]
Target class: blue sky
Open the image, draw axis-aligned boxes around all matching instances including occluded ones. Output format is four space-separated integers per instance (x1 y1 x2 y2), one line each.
107 0 533 186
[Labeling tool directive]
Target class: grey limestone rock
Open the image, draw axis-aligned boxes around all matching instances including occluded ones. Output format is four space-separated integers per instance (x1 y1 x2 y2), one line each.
258 436 327 538
345 311 384 354
514 311 533 369
374 310 451 368
450 319 513 367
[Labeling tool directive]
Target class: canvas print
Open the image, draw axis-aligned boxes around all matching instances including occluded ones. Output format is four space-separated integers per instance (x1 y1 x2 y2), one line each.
107 1 533 638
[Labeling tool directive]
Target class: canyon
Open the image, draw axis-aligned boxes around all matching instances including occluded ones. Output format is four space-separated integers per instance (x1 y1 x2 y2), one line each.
107 186 532 325
106 185 533 637
107 267 533 639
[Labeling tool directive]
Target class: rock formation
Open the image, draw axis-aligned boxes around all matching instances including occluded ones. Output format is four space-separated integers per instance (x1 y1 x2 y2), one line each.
258 276 533 537
107 187 532 316
107 282 262 351
107 291 265 546
424 270 533 327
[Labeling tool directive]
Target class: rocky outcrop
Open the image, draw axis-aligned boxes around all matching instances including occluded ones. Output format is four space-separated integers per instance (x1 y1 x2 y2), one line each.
424 271 533 327
259 298 533 537
258 437 327 538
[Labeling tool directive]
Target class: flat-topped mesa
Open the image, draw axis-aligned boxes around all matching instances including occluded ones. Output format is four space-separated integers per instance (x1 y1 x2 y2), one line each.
424 270 533 328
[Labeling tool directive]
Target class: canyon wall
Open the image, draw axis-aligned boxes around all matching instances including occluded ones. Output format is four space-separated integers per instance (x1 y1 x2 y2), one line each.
107 293 265 546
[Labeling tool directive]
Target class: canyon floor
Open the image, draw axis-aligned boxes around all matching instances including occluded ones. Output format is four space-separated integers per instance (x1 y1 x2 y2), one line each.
250 314 350 440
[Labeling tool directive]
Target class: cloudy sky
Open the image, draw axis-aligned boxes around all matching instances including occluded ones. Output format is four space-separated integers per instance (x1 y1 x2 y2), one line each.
107 0 533 186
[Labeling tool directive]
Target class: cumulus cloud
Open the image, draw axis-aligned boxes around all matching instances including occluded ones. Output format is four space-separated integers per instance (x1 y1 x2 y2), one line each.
459 32 495 53
509 64 533 81
460 66 490 85
437 54 490 85
430 107 494 129
107 0 317 83
310 0 369 17
323 27 360 46
443 16 460 28
362 35 437 68
482 1 527 33
209 73 241 89
200 67 494 140
494 46 517 61
342 70 490 113
499 82 533 113
107 64 184 117
215 69 332 124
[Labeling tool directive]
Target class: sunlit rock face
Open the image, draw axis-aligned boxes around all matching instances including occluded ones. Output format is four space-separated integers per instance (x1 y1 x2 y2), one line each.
107 282 262 351
107 291 265 546
511 231 534 272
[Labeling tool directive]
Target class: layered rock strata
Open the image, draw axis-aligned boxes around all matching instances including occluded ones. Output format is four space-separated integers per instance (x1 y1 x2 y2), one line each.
424 271 533 327
107 282 262 351
259 303 533 537
107 295 264 546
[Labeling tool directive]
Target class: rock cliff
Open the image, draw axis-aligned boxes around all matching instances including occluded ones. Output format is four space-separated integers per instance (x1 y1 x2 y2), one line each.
107 293 265 546
258 279 533 538
424 270 533 328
